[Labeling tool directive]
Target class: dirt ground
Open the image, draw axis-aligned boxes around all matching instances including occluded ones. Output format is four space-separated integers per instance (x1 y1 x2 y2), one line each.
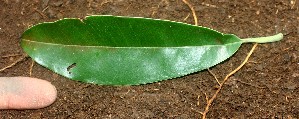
0 0 298 118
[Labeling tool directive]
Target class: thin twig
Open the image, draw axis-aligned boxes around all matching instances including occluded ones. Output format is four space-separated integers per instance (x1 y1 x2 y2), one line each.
197 95 201 106
1 54 22 58
183 13 191 21
201 2 217 8
182 0 198 25
34 9 48 19
207 68 220 85
29 59 35 76
0 54 28 72
200 43 258 119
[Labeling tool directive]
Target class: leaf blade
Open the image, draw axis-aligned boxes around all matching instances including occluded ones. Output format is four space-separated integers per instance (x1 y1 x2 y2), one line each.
21 15 243 85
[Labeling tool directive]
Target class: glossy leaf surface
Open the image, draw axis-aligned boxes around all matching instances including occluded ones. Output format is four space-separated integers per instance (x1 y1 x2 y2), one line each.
21 15 281 85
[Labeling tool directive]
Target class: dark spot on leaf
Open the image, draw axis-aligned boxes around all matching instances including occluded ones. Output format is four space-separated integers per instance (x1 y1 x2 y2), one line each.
215 38 224 45
67 63 77 74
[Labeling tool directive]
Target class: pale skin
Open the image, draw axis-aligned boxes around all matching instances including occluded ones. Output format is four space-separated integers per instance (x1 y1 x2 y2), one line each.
0 77 57 109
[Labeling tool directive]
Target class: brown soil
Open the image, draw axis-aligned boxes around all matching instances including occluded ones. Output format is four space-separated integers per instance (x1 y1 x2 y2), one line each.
1 0 298 118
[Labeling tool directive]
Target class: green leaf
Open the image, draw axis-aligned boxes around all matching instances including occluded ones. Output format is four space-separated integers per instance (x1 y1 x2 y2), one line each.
21 15 283 85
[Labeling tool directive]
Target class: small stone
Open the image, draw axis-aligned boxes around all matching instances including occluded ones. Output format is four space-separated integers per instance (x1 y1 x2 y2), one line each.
56 12 64 19
46 8 56 18
292 73 299 77
53 1 64 7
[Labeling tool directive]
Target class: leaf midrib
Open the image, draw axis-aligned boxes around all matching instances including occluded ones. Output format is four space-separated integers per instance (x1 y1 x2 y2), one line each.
22 39 242 49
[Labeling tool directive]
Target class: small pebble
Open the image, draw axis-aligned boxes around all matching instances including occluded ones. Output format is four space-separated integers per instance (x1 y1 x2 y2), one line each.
0 77 57 109
53 1 63 7
46 8 56 18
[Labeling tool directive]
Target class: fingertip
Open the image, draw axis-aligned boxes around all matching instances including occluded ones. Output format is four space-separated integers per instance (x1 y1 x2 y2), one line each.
0 77 57 109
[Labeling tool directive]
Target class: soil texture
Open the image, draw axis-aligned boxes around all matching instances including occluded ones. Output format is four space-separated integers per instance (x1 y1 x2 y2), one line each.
0 0 299 118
